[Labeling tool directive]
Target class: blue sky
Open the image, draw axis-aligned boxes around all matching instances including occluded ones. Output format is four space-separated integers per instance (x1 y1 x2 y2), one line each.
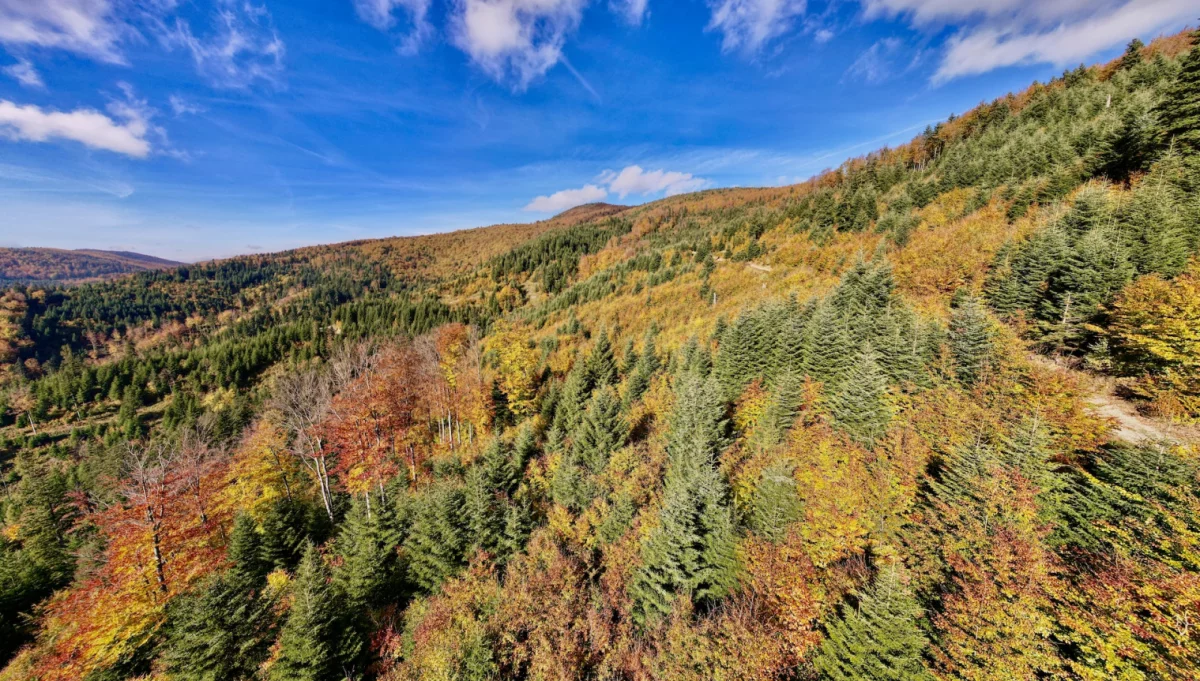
0 0 1194 261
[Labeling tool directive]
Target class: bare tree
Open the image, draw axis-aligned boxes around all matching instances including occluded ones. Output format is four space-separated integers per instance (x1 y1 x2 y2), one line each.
272 367 337 521
118 441 177 593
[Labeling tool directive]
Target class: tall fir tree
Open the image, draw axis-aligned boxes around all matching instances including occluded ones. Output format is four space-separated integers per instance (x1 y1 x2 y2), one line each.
814 568 933 681
586 328 619 388
803 299 854 386
333 496 403 612
269 543 363 681
747 459 802 542
574 386 626 475
161 517 273 681
631 373 738 622
1157 28 1200 153
827 344 893 445
948 295 995 386
405 483 470 592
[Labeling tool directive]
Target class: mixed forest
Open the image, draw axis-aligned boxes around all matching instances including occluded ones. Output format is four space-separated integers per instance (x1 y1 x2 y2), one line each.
2 28 1200 681
0 249 183 285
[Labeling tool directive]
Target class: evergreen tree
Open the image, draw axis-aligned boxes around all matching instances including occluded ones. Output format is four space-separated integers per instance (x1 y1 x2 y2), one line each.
270 543 362 681
333 496 403 611
631 373 737 622
259 497 311 572
574 387 626 475
1120 38 1145 71
814 568 933 681
586 329 619 388
404 483 469 592
803 300 854 386
227 513 268 587
751 369 804 450
747 459 802 543
827 344 892 445
772 304 811 378
948 295 994 386
1040 228 1134 350
1158 28 1200 153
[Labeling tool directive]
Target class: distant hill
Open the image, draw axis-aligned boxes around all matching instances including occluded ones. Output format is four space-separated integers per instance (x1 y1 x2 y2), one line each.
0 247 183 284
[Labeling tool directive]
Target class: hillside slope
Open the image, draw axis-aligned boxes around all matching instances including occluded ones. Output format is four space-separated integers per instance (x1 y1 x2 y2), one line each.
0 29 1199 681
0 248 183 284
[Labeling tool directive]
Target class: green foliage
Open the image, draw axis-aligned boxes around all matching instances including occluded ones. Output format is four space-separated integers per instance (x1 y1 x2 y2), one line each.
948 295 994 386
631 372 737 622
1158 30 1200 153
827 344 893 445
405 483 470 592
746 459 802 543
333 497 404 611
814 569 933 681
269 543 363 681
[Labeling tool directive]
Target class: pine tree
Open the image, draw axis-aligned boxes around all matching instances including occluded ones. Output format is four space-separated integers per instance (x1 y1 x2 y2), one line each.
631 373 737 622
1120 38 1145 71
948 295 994 386
1040 227 1134 350
827 344 893 445
227 512 268 588
747 459 802 542
1157 28 1200 153
772 306 811 378
814 568 933 681
270 543 362 681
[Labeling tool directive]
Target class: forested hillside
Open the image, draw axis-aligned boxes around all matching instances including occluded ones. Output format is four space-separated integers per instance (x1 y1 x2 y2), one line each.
2 29 1200 681
0 249 183 285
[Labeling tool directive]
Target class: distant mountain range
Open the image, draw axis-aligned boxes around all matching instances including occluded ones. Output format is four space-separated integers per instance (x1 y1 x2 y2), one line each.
0 248 183 284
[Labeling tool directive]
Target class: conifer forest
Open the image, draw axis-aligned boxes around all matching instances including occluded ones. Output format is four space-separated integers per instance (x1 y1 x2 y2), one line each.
3 28 1200 681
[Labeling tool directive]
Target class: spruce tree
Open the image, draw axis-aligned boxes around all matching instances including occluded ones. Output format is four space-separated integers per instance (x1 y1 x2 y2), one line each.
270 543 362 681
752 369 804 450
586 329 619 388
1158 28 1200 153
404 483 469 591
747 459 802 542
814 568 933 681
827 344 893 445
631 373 737 622
574 387 626 475
803 300 854 386
259 497 311 572
161 514 272 681
333 497 403 611
948 295 994 386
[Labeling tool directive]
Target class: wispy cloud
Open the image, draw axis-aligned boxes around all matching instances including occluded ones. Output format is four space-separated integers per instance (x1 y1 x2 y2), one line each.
600 165 708 198
168 94 204 116
3 59 44 88
611 0 650 26
160 1 286 90
862 0 1196 83
352 0 433 54
524 183 607 211
706 0 807 54
845 37 902 83
0 0 128 63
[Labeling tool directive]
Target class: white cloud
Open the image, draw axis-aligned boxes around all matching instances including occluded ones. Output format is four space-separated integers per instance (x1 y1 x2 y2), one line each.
159 1 286 89
3 59 43 88
601 165 709 198
707 0 807 53
932 0 1197 82
0 99 151 157
612 0 649 26
524 183 607 211
814 28 834 43
525 164 711 212
168 94 203 116
0 0 127 63
352 0 432 54
451 0 587 90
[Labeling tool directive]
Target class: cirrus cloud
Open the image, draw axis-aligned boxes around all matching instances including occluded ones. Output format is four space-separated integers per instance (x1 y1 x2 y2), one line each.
0 0 127 63
353 0 433 54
